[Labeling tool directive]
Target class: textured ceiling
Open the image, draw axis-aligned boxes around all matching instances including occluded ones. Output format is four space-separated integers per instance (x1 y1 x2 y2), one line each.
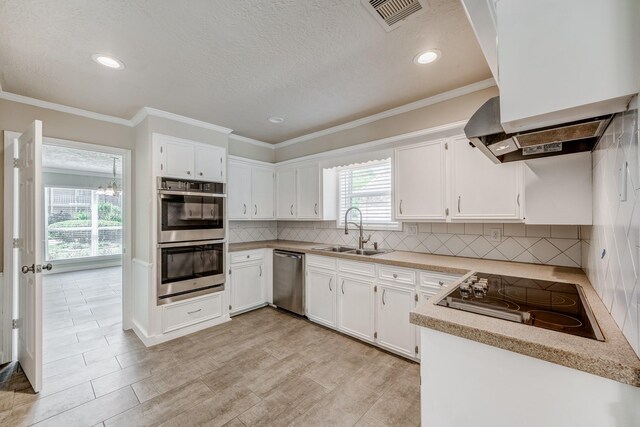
43 145 123 176
0 0 491 143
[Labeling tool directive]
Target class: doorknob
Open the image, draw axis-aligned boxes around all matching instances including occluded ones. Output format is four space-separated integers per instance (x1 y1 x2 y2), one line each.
21 264 35 274
43 263 53 271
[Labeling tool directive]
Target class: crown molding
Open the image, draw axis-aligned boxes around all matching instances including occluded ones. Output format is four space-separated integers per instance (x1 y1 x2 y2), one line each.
0 91 133 126
228 134 275 149
273 78 496 149
131 107 234 134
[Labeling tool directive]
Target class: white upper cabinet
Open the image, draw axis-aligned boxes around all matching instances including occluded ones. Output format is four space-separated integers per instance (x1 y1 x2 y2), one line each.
251 166 275 219
297 163 321 219
162 138 195 179
227 160 252 219
155 134 226 182
465 0 640 132
275 162 337 221
228 159 275 220
449 135 522 221
395 139 446 220
276 168 297 219
524 152 592 225
195 145 225 182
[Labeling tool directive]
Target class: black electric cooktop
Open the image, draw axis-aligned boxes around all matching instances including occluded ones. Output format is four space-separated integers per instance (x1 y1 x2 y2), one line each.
435 272 604 341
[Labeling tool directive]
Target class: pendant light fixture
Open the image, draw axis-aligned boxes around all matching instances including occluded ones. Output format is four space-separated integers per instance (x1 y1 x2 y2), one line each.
97 157 120 197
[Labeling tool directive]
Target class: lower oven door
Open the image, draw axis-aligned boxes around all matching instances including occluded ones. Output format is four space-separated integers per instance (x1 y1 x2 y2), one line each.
157 241 225 304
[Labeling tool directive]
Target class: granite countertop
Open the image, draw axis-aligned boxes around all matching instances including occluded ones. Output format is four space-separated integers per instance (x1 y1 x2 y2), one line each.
229 240 640 387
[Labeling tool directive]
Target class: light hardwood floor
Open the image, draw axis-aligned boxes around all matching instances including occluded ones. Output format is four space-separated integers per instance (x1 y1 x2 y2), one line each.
0 267 420 426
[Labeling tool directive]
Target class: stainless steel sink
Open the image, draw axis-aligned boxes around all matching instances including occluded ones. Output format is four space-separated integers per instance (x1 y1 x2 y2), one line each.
312 246 357 253
348 248 392 256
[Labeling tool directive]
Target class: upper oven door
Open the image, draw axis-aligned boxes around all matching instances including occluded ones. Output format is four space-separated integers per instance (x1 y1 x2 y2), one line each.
158 190 225 242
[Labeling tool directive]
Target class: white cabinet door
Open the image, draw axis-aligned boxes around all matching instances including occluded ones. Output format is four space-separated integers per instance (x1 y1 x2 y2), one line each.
296 164 320 219
376 283 416 358
195 145 225 182
276 168 297 219
230 262 265 314
450 135 522 220
395 139 446 220
252 167 275 219
163 139 195 179
227 161 252 219
306 269 336 328
337 275 374 342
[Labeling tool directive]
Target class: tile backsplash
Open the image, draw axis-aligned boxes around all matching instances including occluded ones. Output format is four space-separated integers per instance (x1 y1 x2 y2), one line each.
583 108 640 357
277 221 583 268
229 221 277 243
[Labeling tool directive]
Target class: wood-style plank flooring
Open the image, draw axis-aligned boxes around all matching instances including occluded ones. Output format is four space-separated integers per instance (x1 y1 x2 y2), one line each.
0 267 420 426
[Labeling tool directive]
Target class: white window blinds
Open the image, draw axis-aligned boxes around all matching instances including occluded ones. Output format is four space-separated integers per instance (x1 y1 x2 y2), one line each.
338 158 398 228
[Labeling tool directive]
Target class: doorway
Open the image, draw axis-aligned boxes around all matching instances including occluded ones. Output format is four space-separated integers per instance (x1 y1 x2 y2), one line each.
1 130 132 393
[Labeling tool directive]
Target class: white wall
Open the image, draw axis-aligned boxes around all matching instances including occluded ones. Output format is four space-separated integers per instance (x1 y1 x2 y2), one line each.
583 106 640 357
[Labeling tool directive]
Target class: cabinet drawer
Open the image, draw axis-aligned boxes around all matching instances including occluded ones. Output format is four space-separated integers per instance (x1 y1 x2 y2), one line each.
163 294 222 333
338 259 375 277
231 250 264 264
419 271 462 291
377 265 416 285
307 255 337 270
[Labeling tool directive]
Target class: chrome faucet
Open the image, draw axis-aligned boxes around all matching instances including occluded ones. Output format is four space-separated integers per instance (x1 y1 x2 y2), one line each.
344 207 371 250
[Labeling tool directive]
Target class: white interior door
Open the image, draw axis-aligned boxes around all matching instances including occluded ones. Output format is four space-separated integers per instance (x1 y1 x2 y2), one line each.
16 120 44 392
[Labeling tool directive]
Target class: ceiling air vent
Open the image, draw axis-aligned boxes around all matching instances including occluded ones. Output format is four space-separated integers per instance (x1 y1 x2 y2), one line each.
362 0 429 32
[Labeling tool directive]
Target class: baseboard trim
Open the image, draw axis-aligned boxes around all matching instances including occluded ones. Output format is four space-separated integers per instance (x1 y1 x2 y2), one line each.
131 314 232 347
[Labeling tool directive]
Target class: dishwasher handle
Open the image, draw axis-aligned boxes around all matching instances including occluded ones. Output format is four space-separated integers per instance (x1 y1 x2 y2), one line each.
274 251 304 260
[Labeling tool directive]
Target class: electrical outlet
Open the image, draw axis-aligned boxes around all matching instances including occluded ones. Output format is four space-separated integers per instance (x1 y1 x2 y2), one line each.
489 228 501 242
406 225 418 236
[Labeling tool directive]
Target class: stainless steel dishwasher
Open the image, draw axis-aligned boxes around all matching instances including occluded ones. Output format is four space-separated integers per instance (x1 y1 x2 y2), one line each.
273 250 305 315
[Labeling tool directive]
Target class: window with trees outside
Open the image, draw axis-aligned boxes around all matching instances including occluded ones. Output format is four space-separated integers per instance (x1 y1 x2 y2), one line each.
337 158 399 229
45 187 123 261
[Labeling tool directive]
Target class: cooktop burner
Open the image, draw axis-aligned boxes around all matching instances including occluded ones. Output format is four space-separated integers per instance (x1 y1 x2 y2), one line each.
435 273 604 341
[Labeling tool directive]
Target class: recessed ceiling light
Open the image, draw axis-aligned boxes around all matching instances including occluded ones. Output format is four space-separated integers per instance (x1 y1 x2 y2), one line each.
268 116 284 124
92 54 125 70
414 49 441 65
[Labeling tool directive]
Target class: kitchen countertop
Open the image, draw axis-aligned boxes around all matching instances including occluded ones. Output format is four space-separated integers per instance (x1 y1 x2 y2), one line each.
229 240 640 387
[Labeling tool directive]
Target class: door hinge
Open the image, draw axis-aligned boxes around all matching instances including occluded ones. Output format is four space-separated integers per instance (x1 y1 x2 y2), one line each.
229 305 232 310
374 285 377 292
12 319 19 329
229 268 232 275
445 208 449 216
160 146 163 154
374 332 377 339
445 142 448 150
415 345 419 354
13 158 19 168
414 294 418 302
12 238 21 249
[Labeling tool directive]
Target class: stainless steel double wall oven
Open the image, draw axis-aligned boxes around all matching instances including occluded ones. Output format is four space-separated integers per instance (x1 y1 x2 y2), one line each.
157 177 226 304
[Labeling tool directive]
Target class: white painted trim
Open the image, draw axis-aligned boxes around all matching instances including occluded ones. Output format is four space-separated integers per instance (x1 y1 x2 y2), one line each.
228 155 275 168
131 107 234 134
275 120 468 167
229 134 274 150
3 131 18 363
273 78 495 149
0 91 132 126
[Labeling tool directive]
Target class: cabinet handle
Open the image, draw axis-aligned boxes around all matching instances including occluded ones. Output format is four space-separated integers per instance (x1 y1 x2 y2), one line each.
220 157 223 178
517 193 520 207
187 171 191 175
393 273 398 279
382 289 386 305
341 280 345 295
189 209 192 217
399 200 403 215
187 309 202 315
439 280 444 287
254 204 258 215
259 266 262 277
199 172 203 176
328 277 332 291
314 203 318 215
458 196 461 213
290 204 294 215
243 203 246 215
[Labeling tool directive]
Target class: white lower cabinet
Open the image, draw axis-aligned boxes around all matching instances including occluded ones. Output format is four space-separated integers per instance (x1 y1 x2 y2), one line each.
163 293 222 333
375 282 416 358
337 275 375 342
306 268 337 328
229 251 266 315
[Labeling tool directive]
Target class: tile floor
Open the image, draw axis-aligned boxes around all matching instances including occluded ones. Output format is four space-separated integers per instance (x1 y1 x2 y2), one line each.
0 267 420 426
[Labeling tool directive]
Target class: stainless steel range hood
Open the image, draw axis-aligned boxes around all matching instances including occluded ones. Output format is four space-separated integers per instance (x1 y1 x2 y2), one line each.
464 97 612 164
